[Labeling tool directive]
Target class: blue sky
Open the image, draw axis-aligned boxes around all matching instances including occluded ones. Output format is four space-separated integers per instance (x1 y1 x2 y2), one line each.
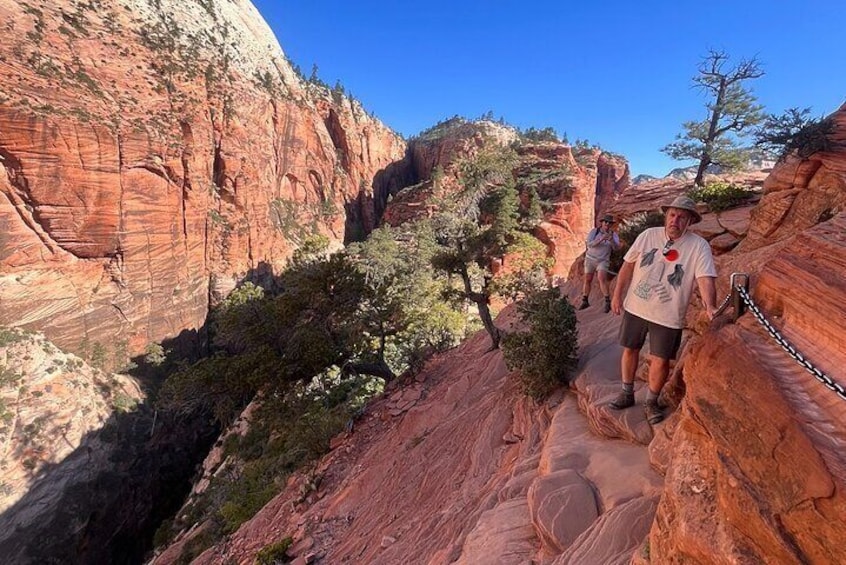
255 1 846 177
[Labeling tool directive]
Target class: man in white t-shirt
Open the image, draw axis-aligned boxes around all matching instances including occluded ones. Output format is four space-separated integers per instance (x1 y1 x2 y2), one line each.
608 195 717 424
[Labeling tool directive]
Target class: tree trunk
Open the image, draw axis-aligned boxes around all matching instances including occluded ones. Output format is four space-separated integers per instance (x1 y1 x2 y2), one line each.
476 299 501 349
459 267 500 349
693 153 711 187
694 78 728 187
344 360 396 382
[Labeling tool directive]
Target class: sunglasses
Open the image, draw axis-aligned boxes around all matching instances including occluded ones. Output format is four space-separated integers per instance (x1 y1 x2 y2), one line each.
662 240 674 257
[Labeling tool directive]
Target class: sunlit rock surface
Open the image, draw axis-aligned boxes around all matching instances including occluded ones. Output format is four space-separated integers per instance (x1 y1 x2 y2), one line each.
384 121 631 280
0 0 407 357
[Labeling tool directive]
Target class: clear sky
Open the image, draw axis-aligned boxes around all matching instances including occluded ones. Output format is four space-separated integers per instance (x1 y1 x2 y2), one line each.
254 1 846 177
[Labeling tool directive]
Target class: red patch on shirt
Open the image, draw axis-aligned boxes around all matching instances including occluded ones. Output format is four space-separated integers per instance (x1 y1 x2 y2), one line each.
664 249 679 262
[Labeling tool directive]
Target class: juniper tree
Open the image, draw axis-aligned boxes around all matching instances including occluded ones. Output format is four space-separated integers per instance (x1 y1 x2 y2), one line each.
430 143 548 349
663 50 765 186
346 223 465 378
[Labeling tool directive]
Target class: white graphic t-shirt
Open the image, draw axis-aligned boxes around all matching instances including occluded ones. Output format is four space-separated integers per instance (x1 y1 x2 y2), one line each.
623 227 717 329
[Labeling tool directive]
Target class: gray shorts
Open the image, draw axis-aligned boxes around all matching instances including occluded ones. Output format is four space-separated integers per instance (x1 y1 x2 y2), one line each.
619 311 683 360
584 256 610 274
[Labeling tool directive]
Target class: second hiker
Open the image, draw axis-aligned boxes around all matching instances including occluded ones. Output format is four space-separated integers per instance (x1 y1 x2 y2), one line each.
580 214 621 313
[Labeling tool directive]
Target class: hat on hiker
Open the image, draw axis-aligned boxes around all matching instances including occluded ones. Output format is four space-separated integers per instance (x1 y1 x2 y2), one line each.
600 214 614 224
661 195 702 224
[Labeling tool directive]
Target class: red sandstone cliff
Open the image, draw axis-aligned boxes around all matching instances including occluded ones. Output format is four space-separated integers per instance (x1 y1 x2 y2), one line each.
642 103 846 563
383 119 631 279
0 0 407 360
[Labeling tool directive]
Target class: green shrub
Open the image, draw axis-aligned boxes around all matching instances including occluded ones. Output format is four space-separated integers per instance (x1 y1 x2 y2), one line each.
112 392 138 413
755 107 836 159
687 181 754 212
218 458 280 533
89 341 108 370
502 289 578 400
0 399 14 427
255 538 293 565
0 364 22 387
520 126 559 143
0 327 28 347
152 517 175 550
144 343 168 366
781 116 835 158
162 373 379 546
173 528 218 565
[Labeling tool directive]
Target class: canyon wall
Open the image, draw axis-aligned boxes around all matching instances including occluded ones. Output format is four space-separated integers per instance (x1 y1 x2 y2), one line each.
0 0 407 359
384 119 630 279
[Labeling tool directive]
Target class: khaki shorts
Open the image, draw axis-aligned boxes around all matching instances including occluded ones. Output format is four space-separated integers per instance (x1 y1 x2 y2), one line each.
619 311 683 360
584 256 610 274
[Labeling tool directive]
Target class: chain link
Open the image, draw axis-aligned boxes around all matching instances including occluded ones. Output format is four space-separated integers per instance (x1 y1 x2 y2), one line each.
712 292 732 318
735 285 846 401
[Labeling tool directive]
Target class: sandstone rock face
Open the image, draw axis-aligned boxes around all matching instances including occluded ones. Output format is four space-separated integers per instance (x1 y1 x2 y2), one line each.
644 104 846 564
408 118 520 182
741 103 846 252
0 0 407 359
384 122 631 279
594 151 630 219
520 144 610 279
0 327 143 515
0 327 220 563
382 118 521 227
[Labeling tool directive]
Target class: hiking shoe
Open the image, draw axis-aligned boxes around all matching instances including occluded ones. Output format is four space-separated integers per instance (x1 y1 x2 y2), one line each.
603 297 611 313
645 400 664 424
579 297 590 310
609 391 635 410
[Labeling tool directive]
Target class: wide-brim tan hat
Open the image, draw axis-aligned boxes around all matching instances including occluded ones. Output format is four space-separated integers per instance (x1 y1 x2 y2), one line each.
661 195 702 224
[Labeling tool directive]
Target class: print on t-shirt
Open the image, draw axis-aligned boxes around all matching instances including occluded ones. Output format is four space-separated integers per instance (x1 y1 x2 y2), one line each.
633 246 685 303
640 249 657 268
667 264 685 289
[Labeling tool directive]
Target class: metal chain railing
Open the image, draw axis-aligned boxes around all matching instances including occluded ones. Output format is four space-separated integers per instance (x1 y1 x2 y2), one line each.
712 291 733 318
721 272 846 401
713 272 747 319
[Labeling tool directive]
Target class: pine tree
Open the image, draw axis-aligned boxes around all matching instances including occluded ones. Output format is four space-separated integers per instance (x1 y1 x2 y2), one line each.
429 143 548 349
662 50 765 186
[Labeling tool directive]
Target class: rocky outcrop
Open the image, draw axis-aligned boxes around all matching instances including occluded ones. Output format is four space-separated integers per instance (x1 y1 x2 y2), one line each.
382 118 521 227
594 151 630 219
739 105 846 252
0 327 143 516
384 121 632 279
519 144 603 279
0 327 220 564
408 118 520 182
631 174 658 185
0 0 407 360
644 103 846 563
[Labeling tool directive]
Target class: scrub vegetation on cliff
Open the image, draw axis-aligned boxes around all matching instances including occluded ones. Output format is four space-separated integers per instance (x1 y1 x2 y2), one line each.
153 136 578 559
153 229 472 556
